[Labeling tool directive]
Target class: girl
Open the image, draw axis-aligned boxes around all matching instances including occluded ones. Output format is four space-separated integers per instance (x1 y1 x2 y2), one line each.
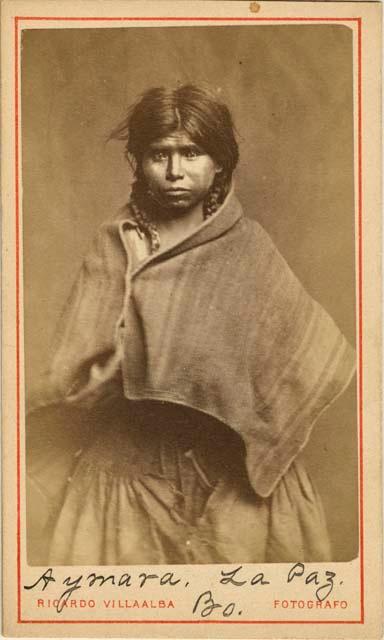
27 85 355 565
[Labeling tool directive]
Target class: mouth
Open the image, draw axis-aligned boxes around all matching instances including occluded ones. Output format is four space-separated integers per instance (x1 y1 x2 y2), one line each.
165 188 190 193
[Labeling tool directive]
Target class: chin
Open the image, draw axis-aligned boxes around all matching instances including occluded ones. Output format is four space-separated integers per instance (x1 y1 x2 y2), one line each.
159 197 198 215
164 204 195 218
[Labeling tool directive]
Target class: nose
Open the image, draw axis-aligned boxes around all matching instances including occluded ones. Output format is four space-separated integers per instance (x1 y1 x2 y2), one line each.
166 153 184 181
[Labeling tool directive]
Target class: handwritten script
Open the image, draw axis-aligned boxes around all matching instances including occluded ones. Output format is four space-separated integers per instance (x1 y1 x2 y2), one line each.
24 563 341 616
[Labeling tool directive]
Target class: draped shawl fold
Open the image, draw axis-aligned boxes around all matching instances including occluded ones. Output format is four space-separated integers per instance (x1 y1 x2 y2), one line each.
31 192 356 498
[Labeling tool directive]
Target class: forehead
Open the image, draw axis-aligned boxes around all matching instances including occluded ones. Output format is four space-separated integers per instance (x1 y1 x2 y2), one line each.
147 131 199 149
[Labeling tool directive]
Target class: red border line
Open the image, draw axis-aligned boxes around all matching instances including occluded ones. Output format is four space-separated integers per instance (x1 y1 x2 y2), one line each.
15 15 364 626
20 619 363 625
357 16 364 626
16 16 359 21
15 15 22 626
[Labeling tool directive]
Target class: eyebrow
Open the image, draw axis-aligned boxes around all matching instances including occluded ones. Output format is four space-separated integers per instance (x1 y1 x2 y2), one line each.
148 142 202 152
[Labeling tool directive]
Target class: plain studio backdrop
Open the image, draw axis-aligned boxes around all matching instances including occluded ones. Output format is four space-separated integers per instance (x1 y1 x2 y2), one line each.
21 24 357 561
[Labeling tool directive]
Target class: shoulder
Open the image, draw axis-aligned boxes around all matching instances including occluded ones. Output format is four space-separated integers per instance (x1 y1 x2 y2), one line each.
113 202 134 223
231 213 299 288
235 213 281 255
89 203 134 240
82 207 132 271
93 202 135 242
240 214 271 238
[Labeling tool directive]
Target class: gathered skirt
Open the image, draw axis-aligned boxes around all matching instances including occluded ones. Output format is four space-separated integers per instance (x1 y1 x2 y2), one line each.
27 399 331 565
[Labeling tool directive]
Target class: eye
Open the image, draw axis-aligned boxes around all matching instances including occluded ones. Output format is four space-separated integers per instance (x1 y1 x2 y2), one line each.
183 148 202 159
151 151 168 162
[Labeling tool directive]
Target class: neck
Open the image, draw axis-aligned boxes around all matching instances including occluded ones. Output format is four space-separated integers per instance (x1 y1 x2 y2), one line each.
154 202 204 250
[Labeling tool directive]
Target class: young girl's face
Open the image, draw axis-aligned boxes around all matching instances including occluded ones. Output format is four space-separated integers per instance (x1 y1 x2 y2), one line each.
141 130 222 215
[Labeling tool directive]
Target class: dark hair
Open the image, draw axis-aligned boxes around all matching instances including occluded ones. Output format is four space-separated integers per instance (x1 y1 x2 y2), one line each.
110 84 239 183
109 85 239 252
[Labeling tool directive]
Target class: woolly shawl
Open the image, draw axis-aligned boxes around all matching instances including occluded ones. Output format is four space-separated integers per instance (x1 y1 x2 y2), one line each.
32 192 356 498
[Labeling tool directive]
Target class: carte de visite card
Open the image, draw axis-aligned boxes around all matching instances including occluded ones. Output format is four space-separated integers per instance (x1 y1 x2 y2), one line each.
1 1 382 638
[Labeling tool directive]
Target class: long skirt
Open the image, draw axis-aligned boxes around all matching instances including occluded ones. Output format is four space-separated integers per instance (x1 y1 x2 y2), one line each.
26 399 331 565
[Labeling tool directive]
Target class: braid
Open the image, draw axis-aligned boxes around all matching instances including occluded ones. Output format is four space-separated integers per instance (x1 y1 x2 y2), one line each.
129 180 161 254
202 173 230 219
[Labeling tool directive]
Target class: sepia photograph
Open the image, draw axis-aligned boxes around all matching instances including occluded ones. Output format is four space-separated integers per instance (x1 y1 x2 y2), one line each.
23 23 358 567
2 1 383 635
